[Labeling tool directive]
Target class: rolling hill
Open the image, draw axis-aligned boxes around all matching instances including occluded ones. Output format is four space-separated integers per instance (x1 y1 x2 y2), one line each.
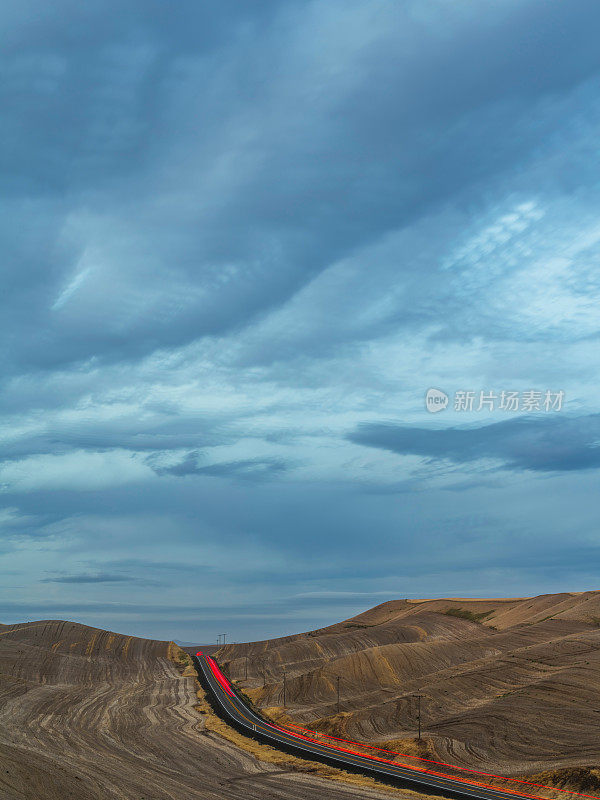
216 592 600 781
0 619 401 800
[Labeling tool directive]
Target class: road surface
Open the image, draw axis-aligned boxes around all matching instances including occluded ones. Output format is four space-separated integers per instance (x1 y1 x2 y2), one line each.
193 653 552 800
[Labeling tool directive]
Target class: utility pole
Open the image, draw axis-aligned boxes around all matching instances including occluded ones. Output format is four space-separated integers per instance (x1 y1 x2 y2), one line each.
336 676 340 713
414 694 424 741
283 668 287 708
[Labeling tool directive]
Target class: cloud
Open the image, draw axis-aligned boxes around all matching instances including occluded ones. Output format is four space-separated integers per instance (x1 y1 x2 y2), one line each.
41 573 133 584
153 452 289 481
2 0 600 376
0 450 154 492
1 0 600 640
0 507 35 527
348 415 600 472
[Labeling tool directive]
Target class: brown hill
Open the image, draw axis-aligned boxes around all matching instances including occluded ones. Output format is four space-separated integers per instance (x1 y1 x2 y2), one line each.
217 592 600 780
0 619 402 800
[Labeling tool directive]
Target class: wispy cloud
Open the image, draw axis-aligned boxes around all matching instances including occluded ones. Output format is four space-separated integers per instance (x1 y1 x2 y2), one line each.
152 452 289 481
42 573 134 584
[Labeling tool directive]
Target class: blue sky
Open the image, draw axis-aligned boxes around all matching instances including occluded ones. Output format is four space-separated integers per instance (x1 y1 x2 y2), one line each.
1 0 600 643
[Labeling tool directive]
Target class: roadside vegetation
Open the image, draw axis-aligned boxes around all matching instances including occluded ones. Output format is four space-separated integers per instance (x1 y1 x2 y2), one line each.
528 768 600 793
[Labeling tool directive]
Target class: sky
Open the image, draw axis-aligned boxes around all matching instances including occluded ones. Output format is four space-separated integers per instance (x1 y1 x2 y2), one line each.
1 0 600 644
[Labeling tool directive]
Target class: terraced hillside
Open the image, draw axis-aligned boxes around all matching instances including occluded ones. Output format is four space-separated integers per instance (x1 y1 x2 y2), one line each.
217 592 600 780
0 620 410 800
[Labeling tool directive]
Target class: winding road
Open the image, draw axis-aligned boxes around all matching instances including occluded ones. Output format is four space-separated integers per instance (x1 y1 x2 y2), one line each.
194 652 553 800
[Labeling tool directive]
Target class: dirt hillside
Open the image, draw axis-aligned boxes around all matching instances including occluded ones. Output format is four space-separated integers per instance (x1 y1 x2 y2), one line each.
0 619 414 800
217 592 600 780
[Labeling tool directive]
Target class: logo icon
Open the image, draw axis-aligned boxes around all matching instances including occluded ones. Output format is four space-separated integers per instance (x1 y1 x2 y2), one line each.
425 388 448 413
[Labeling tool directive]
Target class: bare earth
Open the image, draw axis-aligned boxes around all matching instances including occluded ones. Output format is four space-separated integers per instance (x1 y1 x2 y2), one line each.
0 620 411 800
217 591 600 783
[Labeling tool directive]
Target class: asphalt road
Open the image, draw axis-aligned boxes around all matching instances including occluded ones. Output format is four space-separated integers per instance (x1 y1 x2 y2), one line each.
193 653 541 800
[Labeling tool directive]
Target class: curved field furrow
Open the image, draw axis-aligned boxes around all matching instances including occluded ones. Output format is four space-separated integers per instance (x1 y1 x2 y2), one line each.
0 621 400 800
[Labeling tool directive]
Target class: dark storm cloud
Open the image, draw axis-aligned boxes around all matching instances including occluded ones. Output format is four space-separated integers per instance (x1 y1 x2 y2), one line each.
349 415 600 472
41 573 134 584
153 452 289 480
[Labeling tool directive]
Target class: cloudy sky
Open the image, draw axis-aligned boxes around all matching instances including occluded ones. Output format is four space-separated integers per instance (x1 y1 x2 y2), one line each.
2 0 600 643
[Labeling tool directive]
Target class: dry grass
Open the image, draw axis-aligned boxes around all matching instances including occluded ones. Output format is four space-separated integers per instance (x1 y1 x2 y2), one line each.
527 769 600 793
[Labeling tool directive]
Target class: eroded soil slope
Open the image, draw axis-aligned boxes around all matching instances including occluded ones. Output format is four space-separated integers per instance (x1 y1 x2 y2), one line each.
0 620 409 800
217 592 600 778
